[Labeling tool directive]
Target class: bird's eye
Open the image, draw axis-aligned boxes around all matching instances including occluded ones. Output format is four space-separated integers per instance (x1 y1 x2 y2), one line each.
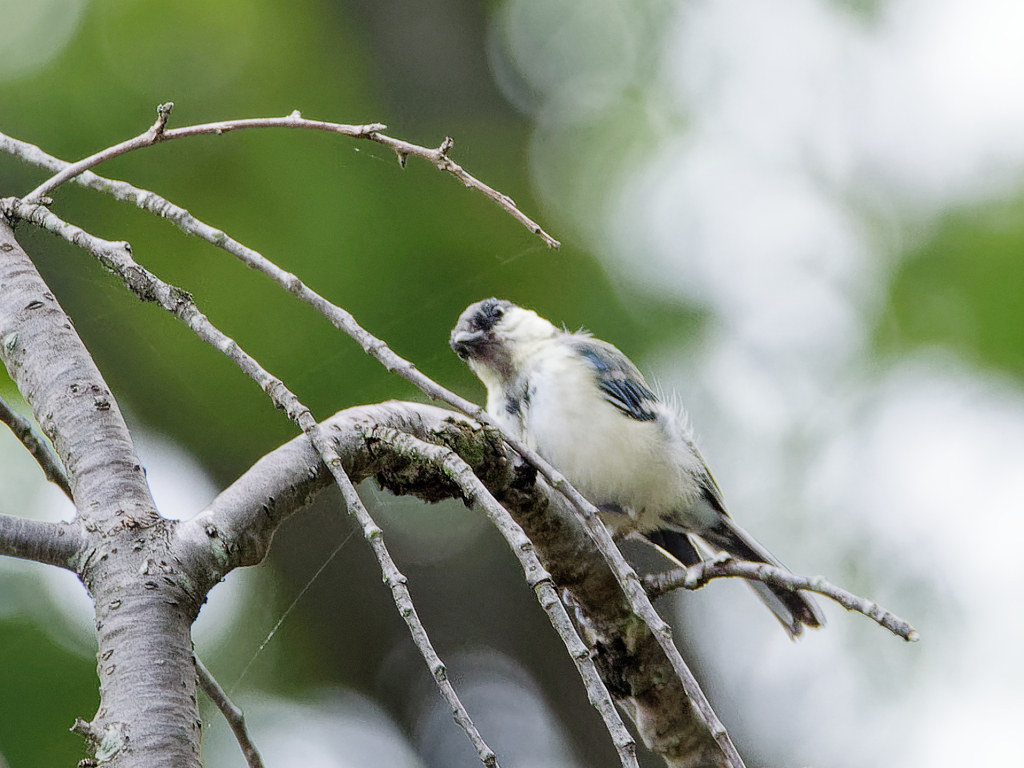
473 299 508 332
482 302 504 326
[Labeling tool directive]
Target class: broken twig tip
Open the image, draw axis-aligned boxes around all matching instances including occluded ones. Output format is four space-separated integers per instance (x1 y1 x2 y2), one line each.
151 103 173 139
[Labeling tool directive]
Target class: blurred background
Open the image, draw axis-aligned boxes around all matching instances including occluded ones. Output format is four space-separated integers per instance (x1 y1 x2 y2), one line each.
2 0 1023 765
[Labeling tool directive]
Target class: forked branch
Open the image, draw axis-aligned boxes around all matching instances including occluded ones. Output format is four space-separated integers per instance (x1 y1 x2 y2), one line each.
18 105 559 248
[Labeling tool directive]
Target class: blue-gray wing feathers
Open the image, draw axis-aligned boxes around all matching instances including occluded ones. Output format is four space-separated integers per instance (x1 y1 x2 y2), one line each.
570 337 659 422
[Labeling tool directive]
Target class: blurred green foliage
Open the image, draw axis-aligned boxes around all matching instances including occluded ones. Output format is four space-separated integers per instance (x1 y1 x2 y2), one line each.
0 619 96 766
877 198 1024 380
0 0 697 483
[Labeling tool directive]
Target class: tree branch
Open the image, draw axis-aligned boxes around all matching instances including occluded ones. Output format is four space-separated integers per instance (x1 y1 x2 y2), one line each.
8 139 705 739
0 133 559 412
22 102 175 202
0 392 73 500
0 214 156 529
2 119 915 764
0 218 202 768
332 439 501 768
178 419 331 572
187 401 738 767
2 190 742 765
17 155 739 763
367 425 640 768
10 107 558 248
6 147 742 763
0 513 82 569
0 201 504 767
195 657 264 768
644 557 919 642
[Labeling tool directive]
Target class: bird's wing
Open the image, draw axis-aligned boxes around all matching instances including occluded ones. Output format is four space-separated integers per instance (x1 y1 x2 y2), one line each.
568 336 659 422
696 463 730 517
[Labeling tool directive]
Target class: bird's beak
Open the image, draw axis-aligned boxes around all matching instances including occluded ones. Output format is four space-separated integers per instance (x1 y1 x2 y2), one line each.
449 329 487 360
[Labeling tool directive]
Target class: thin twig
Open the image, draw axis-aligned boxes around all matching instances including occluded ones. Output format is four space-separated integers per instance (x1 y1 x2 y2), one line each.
1 199 502 768
195 657 264 768
328 448 499 768
369 427 640 768
571 509 743 764
15 109 558 248
645 557 919 642
0 393 73 500
365 133 559 247
22 103 178 203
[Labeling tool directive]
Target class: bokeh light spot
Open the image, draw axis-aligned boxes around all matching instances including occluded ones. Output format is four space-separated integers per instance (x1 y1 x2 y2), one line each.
0 0 88 82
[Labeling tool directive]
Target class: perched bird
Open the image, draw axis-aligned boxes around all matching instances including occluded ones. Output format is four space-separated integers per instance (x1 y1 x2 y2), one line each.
450 298 824 638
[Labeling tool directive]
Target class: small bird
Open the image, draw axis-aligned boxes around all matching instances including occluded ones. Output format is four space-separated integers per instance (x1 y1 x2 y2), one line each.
450 298 824 638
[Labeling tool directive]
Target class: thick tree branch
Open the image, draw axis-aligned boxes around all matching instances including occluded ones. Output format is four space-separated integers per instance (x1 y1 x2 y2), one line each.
0 392 74 499
178 420 330 571
178 403 454 569
0 217 155 529
0 218 202 768
0 513 82 568
645 557 919 642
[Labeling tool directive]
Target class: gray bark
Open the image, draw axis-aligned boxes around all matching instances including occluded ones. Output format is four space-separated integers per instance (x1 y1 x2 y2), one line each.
0 218 205 766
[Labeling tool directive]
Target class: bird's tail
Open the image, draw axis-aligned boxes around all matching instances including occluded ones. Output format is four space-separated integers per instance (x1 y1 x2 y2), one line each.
700 518 825 638
648 523 825 639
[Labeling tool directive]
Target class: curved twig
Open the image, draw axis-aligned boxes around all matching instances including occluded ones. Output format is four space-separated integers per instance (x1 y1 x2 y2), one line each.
645 556 919 642
17 107 558 248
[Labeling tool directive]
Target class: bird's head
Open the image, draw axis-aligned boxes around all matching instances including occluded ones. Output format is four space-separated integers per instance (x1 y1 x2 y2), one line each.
450 298 556 384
